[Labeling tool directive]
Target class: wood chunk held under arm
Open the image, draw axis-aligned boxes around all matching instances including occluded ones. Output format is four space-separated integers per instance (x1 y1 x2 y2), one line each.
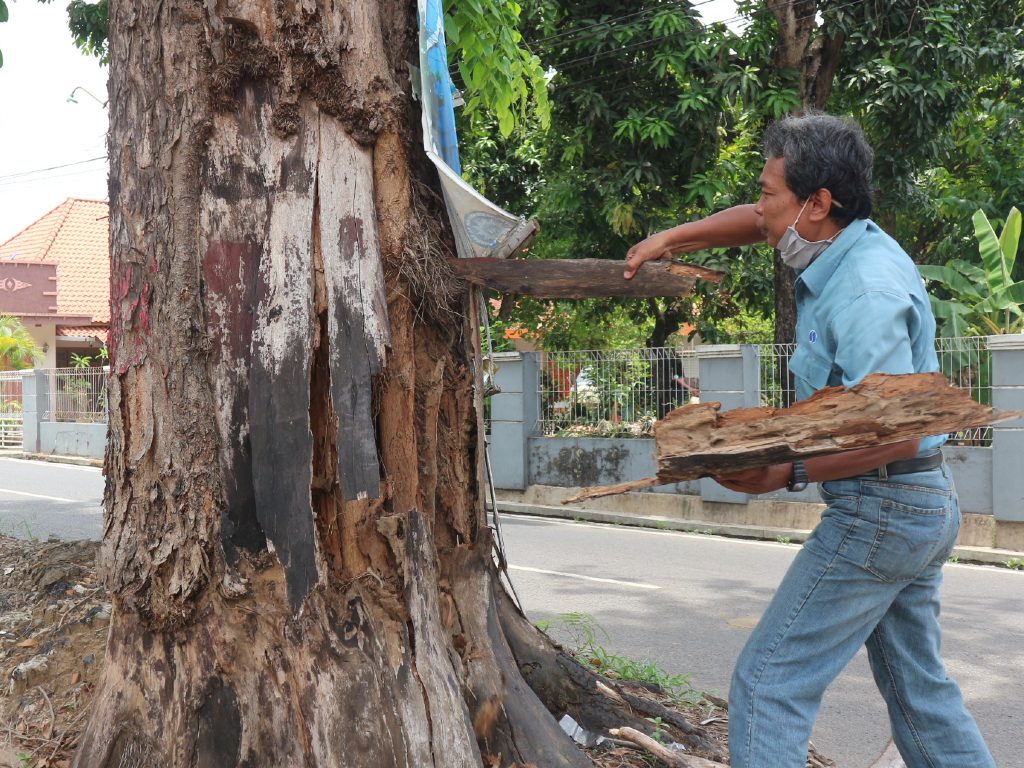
567 372 1022 503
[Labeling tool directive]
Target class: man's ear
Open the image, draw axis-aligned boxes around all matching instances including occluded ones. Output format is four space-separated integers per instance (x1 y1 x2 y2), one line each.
807 188 833 222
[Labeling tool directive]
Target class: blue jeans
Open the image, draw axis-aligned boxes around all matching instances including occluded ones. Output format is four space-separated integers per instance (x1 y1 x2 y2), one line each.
728 465 994 768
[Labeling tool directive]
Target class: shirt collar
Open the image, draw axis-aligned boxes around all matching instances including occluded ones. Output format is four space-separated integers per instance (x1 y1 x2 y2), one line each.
795 218 869 295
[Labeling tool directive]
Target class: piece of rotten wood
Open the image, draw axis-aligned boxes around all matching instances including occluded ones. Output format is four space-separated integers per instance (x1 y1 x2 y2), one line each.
568 372 1021 502
449 258 724 298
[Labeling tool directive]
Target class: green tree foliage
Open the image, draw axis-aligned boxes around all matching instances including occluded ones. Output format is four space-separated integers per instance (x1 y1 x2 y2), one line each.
445 0 550 136
463 1 786 350
824 0 1023 182
469 0 1024 350
65 0 109 62
0 315 43 370
920 207 1024 336
884 73 1024 269
819 0 1024 267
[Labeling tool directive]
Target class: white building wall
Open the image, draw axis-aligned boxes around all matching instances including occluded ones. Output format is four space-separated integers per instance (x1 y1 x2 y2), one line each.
25 324 57 369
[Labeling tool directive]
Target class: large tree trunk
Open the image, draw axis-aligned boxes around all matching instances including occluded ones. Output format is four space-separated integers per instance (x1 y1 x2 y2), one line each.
74 1 603 765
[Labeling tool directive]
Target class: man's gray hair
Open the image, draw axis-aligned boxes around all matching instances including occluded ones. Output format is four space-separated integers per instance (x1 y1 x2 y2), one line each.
763 112 874 224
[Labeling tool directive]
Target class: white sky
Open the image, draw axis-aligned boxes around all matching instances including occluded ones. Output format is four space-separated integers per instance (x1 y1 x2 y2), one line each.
0 1 108 242
0 0 739 244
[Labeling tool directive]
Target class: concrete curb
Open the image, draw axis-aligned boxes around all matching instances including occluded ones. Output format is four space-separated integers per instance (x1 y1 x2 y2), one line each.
495 500 1024 569
0 451 103 469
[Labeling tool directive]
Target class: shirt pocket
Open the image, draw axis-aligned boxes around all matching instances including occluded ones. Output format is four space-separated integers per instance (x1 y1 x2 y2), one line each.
788 344 833 393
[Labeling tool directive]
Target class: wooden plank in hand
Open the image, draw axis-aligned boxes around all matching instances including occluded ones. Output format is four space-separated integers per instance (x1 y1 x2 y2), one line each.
449 258 724 298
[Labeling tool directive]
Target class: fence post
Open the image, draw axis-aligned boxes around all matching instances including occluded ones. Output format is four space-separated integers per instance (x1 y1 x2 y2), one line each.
695 344 760 504
21 370 48 455
989 334 1024 522
487 351 539 490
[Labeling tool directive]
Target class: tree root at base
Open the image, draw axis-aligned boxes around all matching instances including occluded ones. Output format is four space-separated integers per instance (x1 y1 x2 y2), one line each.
494 582 729 764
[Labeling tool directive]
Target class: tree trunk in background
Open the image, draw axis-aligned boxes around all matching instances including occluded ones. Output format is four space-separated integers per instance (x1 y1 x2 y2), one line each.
767 0 844 350
74 1 604 765
772 249 797 346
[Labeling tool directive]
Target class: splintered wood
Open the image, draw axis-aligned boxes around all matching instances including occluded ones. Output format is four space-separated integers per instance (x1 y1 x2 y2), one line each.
567 372 1022 503
448 258 724 298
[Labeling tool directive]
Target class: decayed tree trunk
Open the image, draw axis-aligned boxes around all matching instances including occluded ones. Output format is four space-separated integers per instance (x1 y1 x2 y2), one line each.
74 1 622 765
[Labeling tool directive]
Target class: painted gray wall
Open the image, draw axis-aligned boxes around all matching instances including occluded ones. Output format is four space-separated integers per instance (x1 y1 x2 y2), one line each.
488 352 539 490
39 422 106 459
990 335 1024 522
21 370 48 455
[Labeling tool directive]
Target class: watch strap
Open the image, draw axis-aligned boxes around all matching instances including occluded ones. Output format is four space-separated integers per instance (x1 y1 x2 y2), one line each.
787 460 809 492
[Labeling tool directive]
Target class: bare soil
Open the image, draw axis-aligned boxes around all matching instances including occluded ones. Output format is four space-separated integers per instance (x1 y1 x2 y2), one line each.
0 536 107 768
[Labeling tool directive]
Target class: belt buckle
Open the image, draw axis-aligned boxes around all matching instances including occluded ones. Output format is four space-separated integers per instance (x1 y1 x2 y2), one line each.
878 462 889 481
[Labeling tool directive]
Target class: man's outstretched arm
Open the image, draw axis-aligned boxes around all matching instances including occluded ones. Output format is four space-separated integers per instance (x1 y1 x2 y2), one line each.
624 204 764 279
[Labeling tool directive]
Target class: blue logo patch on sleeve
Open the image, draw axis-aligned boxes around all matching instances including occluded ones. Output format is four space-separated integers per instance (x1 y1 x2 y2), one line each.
808 330 818 343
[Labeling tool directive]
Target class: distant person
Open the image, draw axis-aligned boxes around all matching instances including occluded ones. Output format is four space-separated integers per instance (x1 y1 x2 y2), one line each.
673 372 699 403
625 113 993 768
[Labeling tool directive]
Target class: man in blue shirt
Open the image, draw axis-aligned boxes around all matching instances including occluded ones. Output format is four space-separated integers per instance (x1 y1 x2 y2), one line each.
624 113 994 768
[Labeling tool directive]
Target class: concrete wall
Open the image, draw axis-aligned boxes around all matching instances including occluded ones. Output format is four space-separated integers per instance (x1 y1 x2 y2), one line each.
39 422 106 459
487 351 538 490
989 335 1024 522
22 369 106 460
24 326 57 369
489 338 1024 521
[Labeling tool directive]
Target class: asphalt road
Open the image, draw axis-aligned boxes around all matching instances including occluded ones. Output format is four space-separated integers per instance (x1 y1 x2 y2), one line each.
499 513 1023 768
0 456 103 541
1 457 1019 767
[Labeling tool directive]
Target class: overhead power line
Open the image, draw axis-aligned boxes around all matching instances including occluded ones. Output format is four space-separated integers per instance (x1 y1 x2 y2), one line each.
0 156 106 184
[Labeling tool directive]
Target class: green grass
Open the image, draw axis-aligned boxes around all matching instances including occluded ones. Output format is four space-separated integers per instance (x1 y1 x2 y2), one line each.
535 612 702 705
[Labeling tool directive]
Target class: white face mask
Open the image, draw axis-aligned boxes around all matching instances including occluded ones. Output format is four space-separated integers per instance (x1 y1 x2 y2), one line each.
777 198 838 270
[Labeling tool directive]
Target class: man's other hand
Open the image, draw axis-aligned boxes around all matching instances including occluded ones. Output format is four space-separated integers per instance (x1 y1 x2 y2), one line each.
624 235 673 279
713 464 792 494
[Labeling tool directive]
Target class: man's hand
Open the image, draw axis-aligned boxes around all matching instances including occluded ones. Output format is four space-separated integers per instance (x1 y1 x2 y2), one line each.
624 234 673 279
713 463 792 494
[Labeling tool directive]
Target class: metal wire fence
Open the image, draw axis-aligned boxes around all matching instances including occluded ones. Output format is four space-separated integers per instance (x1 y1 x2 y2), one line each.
0 372 24 448
934 336 991 445
537 347 700 436
45 367 108 423
534 337 992 444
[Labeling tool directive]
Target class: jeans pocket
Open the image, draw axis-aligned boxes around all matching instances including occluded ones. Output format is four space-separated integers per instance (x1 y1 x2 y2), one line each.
819 480 858 503
862 495 951 582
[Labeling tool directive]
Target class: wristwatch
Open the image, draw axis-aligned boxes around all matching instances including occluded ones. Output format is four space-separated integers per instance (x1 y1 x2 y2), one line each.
787 461 809 492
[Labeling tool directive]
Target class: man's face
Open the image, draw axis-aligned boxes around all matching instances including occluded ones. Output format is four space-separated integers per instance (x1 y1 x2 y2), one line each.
754 156 802 248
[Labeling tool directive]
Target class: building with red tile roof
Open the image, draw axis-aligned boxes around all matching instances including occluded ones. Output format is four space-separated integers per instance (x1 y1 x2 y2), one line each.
0 198 109 368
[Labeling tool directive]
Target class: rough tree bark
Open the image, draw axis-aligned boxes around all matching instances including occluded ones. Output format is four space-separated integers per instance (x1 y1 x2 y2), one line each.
74 1 653 766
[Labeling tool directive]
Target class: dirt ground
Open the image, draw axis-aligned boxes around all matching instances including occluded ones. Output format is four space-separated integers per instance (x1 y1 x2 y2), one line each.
0 535 107 768
0 533 837 768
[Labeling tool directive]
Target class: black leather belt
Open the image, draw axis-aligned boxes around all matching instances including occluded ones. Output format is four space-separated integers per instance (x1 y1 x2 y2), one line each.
867 449 943 479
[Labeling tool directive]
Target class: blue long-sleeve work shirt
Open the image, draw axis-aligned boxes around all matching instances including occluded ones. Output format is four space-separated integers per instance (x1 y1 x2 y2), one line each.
788 218 946 454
